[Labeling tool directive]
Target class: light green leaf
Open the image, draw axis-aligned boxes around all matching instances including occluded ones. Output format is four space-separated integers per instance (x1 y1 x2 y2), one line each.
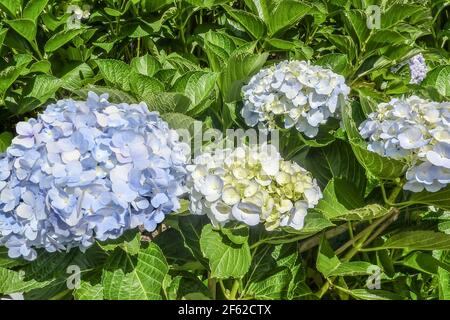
98 230 142 256
0 267 51 295
23 0 48 21
29 60 51 74
0 0 21 17
268 1 310 36
316 236 340 278
379 231 450 251
409 186 450 211
422 65 450 98
349 289 405 300
0 132 13 152
200 225 251 279
317 178 364 220
223 5 266 39
44 28 83 52
245 268 292 299
328 261 377 277
61 63 94 90
219 52 268 103
131 54 161 77
73 281 104 300
96 59 132 91
102 243 169 300
316 53 348 74
6 19 37 43
130 73 165 98
173 71 218 110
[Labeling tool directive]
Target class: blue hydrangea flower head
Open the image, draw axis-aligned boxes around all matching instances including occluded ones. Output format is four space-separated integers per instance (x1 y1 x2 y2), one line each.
0 92 189 260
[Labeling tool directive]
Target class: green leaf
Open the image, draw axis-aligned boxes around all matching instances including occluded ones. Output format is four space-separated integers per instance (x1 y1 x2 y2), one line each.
23 0 48 21
161 112 197 132
0 28 8 49
335 204 388 221
0 0 21 17
422 65 450 98
6 19 37 43
20 74 61 112
96 59 132 91
0 267 51 295
245 268 292 299
185 0 230 8
98 230 142 256
129 73 164 98
130 54 161 77
296 139 367 190
349 289 405 300
268 1 310 36
328 261 377 277
72 85 137 104
402 252 450 275
223 5 266 39
142 93 190 114
343 10 370 46
44 28 84 52
73 281 104 300
29 60 51 74
177 215 209 266
219 52 268 103
0 132 13 152
166 274 210 300
409 186 450 211
200 225 251 279
102 243 169 300
379 231 450 251
316 236 340 278
317 178 365 220
0 247 27 269
173 71 218 111
220 225 249 245
61 63 94 91
316 53 348 74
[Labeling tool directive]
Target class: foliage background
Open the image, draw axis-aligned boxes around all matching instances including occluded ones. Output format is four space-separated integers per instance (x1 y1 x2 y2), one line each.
1 0 450 300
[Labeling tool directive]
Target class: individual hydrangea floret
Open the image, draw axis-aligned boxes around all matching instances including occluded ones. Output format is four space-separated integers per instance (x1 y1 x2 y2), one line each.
187 144 322 231
359 96 450 193
0 92 189 260
241 60 350 138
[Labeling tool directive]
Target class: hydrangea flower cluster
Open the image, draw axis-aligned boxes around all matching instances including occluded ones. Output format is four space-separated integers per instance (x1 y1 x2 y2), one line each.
0 92 189 260
187 144 322 231
241 60 350 138
359 96 450 192
408 54 428 84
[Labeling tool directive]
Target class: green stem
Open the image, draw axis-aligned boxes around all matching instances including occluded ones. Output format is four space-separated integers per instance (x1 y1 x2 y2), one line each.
219 280 230 300
208 275 217 300
229 279 240 300
49 289 71 300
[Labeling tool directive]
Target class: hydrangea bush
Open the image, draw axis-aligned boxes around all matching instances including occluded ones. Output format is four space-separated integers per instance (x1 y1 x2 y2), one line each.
0 92 188 260
241 60 350 137
1 0 450 302
187 144 322 230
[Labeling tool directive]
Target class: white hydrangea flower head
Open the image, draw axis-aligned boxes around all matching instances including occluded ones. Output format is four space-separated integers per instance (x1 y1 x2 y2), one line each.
359 96 450 192
187 144 322 231
241 60 350 138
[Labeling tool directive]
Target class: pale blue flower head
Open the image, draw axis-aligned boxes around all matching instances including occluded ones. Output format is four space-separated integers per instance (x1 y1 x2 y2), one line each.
360 96 450 192
0 92 188 260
